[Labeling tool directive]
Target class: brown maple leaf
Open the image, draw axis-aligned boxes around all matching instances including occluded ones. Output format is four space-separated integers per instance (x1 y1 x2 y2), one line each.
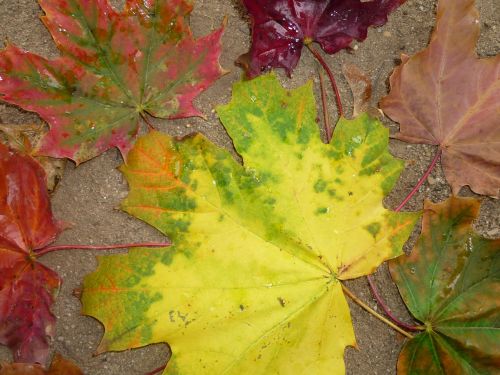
380 0 500 197
0 353 82 375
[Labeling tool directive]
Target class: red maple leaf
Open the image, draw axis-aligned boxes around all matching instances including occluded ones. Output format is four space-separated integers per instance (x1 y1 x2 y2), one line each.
239 0 404 77
0 143 63 365
0 0 225 164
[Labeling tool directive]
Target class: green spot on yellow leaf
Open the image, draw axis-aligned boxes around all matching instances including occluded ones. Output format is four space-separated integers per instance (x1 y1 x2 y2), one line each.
316 207 329 215
82 74 419 374
314 179 327 193
364 222 381 238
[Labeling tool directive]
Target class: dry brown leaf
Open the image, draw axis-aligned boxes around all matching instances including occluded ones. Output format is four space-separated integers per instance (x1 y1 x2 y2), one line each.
343 64 371 117
0 354 82 375
380 0 500 197
342 64 383 119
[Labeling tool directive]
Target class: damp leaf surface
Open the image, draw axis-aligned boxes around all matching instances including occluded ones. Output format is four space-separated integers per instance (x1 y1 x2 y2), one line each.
380 0 500 197
0 144 63 365
239 0 404 77
0 0 225 164
390 197 500 374
81 74 419 375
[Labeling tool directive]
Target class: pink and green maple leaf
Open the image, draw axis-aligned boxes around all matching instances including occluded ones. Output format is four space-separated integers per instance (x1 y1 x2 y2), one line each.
0 0 225 164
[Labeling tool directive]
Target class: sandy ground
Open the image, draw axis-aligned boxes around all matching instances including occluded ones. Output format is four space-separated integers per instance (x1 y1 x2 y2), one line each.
0 0 499 374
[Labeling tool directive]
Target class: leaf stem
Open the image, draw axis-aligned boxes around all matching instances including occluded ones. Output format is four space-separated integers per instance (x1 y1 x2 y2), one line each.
341 283 414 339
36 241 171 257
365 148 442 332
366 276 422 331
141 113 156 130
395 148 442 212
306 43 344 118
318 70 333 142
145 365 166 375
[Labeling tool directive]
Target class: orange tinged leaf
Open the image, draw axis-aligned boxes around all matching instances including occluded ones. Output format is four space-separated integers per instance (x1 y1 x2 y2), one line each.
81 75 420 374
0 353 83 375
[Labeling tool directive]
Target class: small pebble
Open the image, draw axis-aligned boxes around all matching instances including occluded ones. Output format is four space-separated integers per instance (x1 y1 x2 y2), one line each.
487 229 500 237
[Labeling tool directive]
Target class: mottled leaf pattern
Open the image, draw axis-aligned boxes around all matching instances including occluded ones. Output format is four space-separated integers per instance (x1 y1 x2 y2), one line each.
390 197 500 374
82 75 418 374
0 0 224 163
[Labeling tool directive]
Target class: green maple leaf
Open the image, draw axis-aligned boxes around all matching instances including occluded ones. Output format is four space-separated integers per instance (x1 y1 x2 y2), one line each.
0 0 225 164
390 197 500 374
81 74 419 374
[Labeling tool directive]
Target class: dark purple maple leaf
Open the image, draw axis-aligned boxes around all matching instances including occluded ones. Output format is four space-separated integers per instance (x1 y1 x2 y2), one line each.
239 0 405 77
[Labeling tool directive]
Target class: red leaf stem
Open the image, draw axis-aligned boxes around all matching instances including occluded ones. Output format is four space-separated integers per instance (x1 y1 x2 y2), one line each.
141 113 156 131
395 149 443 212
306 44 344 118
145 365 166 375
366 276 422 331
318 71 333 142
367 147 442 330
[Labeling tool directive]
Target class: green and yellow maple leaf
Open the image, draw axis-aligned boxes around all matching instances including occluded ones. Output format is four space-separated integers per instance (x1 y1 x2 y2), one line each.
81 74 419 374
